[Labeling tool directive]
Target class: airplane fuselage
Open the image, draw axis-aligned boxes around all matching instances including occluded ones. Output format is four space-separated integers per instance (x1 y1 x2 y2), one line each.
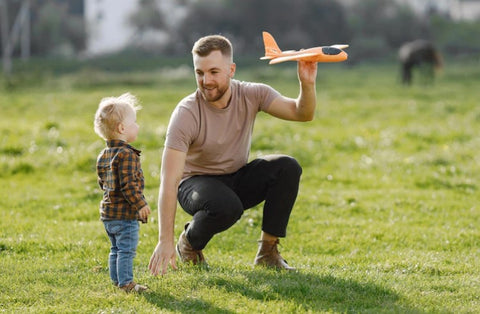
261 31 349 64
270 47 348 64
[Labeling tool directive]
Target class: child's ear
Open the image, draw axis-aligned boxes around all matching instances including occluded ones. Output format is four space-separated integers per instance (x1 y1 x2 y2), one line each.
117 122 125 134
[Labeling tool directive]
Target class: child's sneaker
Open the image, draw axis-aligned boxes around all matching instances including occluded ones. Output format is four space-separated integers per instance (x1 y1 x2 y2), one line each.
120 281 148 293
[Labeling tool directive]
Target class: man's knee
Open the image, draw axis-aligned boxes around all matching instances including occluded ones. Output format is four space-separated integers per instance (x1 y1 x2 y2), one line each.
276 155 302 178
205 194 244 223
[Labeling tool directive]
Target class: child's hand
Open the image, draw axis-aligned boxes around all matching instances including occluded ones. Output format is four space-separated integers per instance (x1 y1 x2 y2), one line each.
138 205 151 223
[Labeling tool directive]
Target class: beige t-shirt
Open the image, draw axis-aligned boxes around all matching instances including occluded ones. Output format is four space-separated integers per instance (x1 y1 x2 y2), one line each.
165 79 280 180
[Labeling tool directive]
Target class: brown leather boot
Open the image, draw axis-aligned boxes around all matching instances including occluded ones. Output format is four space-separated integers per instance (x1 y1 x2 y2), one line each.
119 281 148 293
176 228 207 266
254 239 295 271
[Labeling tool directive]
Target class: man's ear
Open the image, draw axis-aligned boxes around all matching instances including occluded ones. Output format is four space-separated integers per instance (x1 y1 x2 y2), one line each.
229 63 236 78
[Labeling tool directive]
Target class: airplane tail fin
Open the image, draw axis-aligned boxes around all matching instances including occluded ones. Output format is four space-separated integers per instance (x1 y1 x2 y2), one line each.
260 31 282 60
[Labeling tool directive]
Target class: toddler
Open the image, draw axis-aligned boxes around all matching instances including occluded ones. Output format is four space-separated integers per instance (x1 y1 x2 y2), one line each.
94 92 151 293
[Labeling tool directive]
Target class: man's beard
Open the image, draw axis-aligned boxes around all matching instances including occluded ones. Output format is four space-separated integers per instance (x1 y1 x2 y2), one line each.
201 83 228 103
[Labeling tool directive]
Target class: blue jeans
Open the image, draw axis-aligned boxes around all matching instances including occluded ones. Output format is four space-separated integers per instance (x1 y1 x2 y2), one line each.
103 220 139 287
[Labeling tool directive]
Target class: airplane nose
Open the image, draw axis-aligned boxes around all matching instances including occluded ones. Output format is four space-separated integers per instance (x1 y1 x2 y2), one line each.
321 47 348 62
322 47 342 55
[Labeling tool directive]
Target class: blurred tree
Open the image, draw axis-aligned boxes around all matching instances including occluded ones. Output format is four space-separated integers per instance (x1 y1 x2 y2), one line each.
1 0 85 58
32 1 65 55
3 0 478 64
346 0 429 62
431 15 480 56
128 0 167 53
172 0 348 56
129 0 165 32
30 0 85 57
1 0 30 75
174 0 230 50
383 5 430 48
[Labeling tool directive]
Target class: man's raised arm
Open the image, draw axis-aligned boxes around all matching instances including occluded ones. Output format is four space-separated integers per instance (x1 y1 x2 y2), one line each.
264 61 318 122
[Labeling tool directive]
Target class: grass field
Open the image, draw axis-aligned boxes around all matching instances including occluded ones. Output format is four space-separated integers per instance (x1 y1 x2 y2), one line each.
1 60 480 313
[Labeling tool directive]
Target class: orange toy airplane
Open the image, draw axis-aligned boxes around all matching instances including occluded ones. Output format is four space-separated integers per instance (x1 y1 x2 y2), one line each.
260 31 349 64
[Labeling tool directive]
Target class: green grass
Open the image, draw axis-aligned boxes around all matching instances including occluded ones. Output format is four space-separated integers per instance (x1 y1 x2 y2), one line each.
1 60 480 313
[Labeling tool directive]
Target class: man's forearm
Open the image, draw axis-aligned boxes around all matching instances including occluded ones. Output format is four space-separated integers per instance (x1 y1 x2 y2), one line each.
158 186 178 242
296 82 317 121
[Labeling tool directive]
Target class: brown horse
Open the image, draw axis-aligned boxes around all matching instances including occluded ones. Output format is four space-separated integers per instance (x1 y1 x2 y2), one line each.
398 40 443 85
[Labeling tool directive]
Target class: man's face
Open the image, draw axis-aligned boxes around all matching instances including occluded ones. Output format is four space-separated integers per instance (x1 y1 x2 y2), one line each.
193 50 235 104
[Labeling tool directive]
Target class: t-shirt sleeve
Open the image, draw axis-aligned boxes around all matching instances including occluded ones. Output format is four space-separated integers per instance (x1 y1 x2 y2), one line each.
165 105 198 152
254 83 281 112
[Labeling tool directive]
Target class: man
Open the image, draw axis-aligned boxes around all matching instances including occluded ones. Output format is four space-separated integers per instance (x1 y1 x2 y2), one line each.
149 34 318 276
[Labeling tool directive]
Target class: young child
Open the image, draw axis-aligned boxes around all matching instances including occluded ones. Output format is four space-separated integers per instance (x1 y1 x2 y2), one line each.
94 92 151 293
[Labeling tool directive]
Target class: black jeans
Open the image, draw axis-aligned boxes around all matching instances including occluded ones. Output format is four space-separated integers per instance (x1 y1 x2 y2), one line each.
177 155 302 250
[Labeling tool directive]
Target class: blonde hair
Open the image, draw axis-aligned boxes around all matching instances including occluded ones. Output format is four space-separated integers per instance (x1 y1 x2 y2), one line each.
94 92 141 140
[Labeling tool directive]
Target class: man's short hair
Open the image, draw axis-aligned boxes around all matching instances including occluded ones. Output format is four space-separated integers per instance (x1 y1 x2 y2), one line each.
192 35 233 61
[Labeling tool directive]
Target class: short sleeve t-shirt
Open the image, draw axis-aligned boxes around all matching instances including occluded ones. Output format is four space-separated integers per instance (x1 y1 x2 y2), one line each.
165 79 280 180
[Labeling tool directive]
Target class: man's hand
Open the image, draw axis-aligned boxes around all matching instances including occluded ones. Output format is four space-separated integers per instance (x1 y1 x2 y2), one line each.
297 60 318 85
148 240 177 276
264 60 318 122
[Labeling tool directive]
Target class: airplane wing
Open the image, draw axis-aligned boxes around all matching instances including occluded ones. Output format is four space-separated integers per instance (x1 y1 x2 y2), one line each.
331 44 349 50
261 50 299 60
269 52 318 64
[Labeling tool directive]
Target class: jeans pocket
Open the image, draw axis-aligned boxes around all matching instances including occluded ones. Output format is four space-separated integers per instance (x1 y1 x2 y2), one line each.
104 220 124 235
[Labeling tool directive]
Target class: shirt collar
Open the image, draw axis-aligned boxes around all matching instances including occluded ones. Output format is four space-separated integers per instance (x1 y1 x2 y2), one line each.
106 139 141 155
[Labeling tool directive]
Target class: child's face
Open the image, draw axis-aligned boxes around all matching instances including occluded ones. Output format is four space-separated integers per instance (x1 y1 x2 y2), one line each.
122 107 139 143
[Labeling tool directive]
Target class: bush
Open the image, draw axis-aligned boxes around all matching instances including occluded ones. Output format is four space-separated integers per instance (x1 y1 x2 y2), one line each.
431 15 480 56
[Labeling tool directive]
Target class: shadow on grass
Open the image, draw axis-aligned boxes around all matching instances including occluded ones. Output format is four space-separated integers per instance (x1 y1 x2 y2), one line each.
142 268 423 313
144 292 235 314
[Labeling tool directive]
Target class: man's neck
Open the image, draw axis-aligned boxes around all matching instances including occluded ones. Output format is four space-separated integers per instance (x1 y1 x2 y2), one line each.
209 86 232 109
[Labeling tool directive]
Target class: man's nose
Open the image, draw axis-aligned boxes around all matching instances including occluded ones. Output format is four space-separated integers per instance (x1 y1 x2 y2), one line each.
203 73 212 85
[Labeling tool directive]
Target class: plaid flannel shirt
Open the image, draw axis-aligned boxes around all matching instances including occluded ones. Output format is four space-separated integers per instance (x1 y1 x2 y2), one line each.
96 140 148 221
